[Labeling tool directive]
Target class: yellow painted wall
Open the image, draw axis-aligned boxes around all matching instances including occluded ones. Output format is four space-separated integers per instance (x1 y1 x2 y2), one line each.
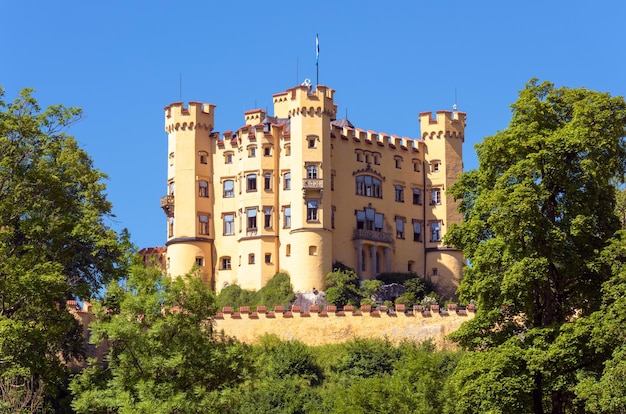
162 86 467 298
215 308 474 347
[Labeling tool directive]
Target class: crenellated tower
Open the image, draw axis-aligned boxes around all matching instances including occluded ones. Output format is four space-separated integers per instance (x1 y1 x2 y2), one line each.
419 110 466 296
273 85 337 292
162 102 216 287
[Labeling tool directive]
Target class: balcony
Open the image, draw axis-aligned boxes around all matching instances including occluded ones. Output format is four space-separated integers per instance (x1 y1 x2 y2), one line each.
160 195 174 217
353 228 393 243
302 178 323 189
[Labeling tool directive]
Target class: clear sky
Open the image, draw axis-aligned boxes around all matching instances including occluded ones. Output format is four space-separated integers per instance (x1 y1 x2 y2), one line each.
2 0 625 249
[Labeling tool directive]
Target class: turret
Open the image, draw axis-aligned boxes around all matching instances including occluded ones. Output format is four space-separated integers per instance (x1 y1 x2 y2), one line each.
279 85 337 292
162 102 217 287
418 110 466 298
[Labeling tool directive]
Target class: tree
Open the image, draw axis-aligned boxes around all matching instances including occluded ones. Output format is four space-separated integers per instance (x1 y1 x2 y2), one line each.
0 88 129 410
70 259 251 413
574 231 626 413
325 268 362 307
445 80 626 413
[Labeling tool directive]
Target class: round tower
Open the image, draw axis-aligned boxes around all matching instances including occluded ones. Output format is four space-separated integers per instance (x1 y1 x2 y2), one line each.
162 102 216 287
418 110 466 298
279 85 337 292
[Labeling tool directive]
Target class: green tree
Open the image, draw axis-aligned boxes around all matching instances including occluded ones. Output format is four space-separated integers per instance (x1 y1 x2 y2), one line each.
574 231 626 412
325 268 362 307
70 258 250 413
0 88 128 410
445 80 626 413
333 338 400 379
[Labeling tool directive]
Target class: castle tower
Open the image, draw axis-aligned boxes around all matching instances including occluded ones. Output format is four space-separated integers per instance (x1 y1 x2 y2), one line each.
162 102 216 287
273 85 337 292
419 110 466 297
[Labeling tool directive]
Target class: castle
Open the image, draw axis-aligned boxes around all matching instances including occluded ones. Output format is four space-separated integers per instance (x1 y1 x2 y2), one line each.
160 84 465 297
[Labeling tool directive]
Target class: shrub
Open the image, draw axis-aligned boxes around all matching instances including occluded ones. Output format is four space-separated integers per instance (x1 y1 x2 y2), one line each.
252 272 295 308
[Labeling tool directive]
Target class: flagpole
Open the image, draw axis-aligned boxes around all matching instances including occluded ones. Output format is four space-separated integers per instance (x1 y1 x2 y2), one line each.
315 34 319 87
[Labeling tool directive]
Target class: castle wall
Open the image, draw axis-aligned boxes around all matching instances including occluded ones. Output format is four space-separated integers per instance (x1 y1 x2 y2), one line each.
215 305 474 347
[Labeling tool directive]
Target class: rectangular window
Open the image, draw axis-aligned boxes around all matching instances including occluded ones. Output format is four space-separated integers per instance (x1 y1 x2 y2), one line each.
225 153 233 164
413 188 421 205
247 174 257 192
307 200 318 222
307 165 318 179
195 257 204 266
247 208 257 231
264 146 271 156
308 138 316 148
249 253 255 264
221 257 231 270
413 221 422 242
249 147 256 158
264 207 272 228
199 180 208 197
199 214 209 235
265 253 271 263
284 207 291 228
356 210 365 230
431 188 441 205
223 214 234 235
284 172 291 190
394 185 404 202
431 221 441 242
264 173 272 190
375 213 384 232
223 180 234 198
396 218 405 239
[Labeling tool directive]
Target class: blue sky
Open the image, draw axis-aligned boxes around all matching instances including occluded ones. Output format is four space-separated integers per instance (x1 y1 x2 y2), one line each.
2 0 625 249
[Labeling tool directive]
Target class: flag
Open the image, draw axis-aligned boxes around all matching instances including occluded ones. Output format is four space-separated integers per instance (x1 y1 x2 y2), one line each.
316 34 319 65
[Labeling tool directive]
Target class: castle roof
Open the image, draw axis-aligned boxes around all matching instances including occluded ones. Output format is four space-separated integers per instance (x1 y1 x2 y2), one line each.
331 118 354 128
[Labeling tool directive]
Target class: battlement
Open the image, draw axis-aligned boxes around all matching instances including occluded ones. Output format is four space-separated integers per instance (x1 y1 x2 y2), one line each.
215 303 475 347
418 110 466 141
273 84 337 119
164 101 216 133
244 108 266 125
332 123 421 153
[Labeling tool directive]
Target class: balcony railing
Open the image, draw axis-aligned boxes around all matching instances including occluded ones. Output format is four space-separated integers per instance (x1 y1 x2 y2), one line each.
302 178 323 189
353 228 393 243
160 195 175 217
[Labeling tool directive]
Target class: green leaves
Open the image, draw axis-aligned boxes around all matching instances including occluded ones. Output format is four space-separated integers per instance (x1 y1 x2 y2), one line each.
445 80 626 412
71 263 251 413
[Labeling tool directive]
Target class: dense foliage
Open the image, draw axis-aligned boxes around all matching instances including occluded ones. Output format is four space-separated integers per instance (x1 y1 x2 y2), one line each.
445 79 626 413
0 88 128 411
70 259 251 413
215 272 295 310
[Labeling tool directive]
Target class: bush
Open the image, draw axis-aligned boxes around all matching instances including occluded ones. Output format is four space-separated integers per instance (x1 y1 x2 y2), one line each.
252 272 295 308
325 269 362 307
216 284 254 310
216 273 295 309
333 338 401 378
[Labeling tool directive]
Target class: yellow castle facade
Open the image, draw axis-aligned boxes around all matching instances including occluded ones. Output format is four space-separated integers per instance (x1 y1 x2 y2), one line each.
161 84 465 298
